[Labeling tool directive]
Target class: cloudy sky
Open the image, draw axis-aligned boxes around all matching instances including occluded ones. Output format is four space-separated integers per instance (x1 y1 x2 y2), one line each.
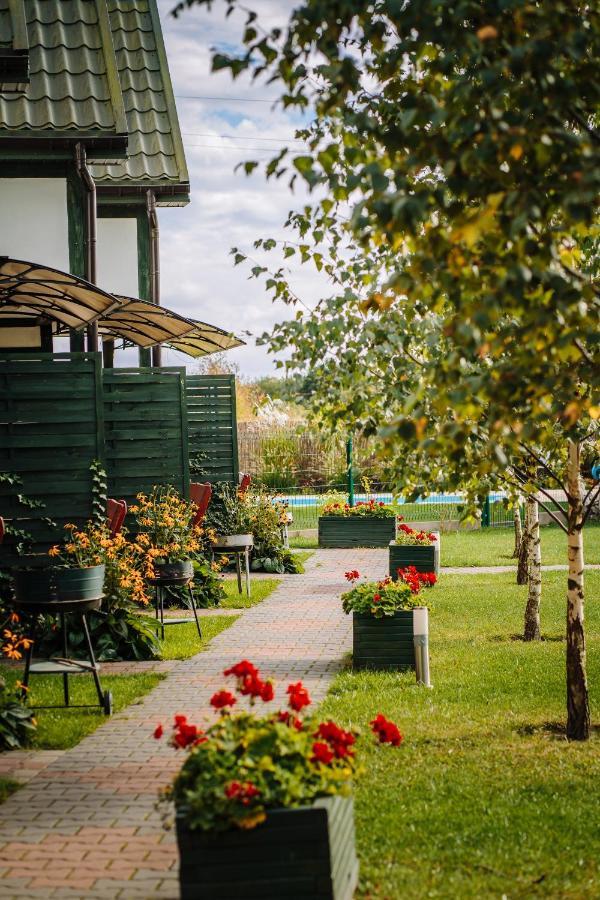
155 0 327 377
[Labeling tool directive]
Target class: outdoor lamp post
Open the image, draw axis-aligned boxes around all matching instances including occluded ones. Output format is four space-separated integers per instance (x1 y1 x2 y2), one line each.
413 606 431 687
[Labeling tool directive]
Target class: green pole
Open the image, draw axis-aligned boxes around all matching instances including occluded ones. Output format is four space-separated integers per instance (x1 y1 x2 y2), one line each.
482 493 491 528
346 436 355 507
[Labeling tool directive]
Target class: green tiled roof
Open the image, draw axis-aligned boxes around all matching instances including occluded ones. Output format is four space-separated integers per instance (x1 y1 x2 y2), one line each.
0 0 127 136
90 0 189 196
0 0 29 89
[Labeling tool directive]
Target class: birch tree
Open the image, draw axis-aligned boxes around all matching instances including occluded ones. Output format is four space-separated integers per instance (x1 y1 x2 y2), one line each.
523 499 541 641
180 0 600 739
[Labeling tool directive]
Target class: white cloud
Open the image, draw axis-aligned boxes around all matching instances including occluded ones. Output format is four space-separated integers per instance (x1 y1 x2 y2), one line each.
156 0 329 377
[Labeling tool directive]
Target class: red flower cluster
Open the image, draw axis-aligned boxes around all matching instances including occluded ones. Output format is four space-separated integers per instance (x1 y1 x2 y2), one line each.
224 660 274 703
311 741 334 764
397 566 437 593
287 681 311 712
370 713 403 747
169 714 207 749
315 720 356 759
224 780 260 805
277 710 303 730
398 523 436 542
210 690 237 710
344 570 360 582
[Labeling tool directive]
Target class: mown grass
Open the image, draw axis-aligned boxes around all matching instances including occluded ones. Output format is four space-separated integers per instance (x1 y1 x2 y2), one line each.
220 576 281 610
0 669 163 751
320 570 600 898
441 523 600 567
291 524 600 566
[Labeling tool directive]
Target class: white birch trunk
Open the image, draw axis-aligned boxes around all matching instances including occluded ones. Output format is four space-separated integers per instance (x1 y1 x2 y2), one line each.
523 499 541 641
512 499 523 558
566 440 589 740
517 498 533 585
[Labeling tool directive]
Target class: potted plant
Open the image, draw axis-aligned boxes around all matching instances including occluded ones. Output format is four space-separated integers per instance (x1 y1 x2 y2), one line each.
131 486 201 581
389 524 440 575
342 570 433 670
318 496 397 548
13 523 106 605
204 483 254 551
154 660 404 899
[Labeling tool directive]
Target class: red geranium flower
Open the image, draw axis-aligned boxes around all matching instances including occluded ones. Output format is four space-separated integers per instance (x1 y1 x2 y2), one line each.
225 781 261 805
278 710 303 730
287 681 311 712
259 680 275 702
344 569 360 582
153 723 164 739
210 690 237 710
172 717 206 749
373 593 381 602
224 659 258 679
315 720 356 758
370 713 403 747
311 741 334 765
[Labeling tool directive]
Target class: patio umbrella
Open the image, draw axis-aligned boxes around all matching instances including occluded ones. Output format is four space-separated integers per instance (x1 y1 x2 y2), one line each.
0 257 121 330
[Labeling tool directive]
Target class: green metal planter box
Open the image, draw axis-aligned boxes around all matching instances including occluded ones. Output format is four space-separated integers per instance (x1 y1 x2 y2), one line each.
176 795 359 900
318 516 396 548
353 611 415 671
389 535 440 577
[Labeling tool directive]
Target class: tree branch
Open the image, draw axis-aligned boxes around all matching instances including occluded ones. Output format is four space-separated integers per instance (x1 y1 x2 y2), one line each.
517 441 567 492
508 468 569 533
582 482 600 527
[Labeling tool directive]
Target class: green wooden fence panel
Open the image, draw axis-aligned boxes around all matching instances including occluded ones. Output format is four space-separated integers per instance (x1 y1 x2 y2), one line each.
186 374 239 484
103 367 190 506
0 352 104 565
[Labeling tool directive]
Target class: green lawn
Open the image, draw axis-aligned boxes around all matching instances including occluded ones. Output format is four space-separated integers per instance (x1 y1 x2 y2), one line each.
0 668 163 750
220 576 281 610
320 570 600 898
441 523 600 567
291 524 600 566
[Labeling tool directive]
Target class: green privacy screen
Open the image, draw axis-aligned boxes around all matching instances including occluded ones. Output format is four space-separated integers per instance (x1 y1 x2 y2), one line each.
103 367 190 505
0 352 104 564
186 375 239 484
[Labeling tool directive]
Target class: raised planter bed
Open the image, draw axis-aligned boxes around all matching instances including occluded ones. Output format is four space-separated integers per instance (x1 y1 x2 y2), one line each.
353 610 415 671
389 533 440 577
318 516 396 548
176 794 359 900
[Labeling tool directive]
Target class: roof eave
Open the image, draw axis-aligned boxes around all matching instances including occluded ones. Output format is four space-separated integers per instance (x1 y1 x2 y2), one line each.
96 182 190 206
0 132 129 160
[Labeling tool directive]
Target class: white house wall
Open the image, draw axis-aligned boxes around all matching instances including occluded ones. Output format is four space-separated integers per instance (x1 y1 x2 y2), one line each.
0 178 69 271
97 217 138 297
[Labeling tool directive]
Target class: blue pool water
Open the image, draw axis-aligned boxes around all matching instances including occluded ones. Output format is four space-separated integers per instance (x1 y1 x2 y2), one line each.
278 492 506 508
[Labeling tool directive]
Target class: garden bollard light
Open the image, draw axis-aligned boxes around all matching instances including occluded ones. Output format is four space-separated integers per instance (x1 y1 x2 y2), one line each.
413 606 431 687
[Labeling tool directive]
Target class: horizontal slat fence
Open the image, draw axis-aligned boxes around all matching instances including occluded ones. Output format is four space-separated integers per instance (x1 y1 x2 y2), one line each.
0 353 104 565
103 367 189 508
187 375 239 483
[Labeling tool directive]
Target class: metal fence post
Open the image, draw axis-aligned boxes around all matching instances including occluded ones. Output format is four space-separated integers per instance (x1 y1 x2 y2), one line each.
346 435 355 507
482 493 491 527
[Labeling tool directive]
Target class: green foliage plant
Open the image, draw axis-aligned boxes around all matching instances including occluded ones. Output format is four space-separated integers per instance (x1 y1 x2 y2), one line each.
321 498 396 518
0 674 36 750
156 660 401 832
341 573 424 619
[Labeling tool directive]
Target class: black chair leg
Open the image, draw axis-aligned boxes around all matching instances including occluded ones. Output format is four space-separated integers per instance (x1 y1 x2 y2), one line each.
81 613 105 708
60 612 70 707
188 583 202 640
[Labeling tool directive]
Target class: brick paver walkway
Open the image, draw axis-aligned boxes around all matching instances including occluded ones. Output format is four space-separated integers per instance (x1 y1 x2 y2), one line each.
0 550 383 900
